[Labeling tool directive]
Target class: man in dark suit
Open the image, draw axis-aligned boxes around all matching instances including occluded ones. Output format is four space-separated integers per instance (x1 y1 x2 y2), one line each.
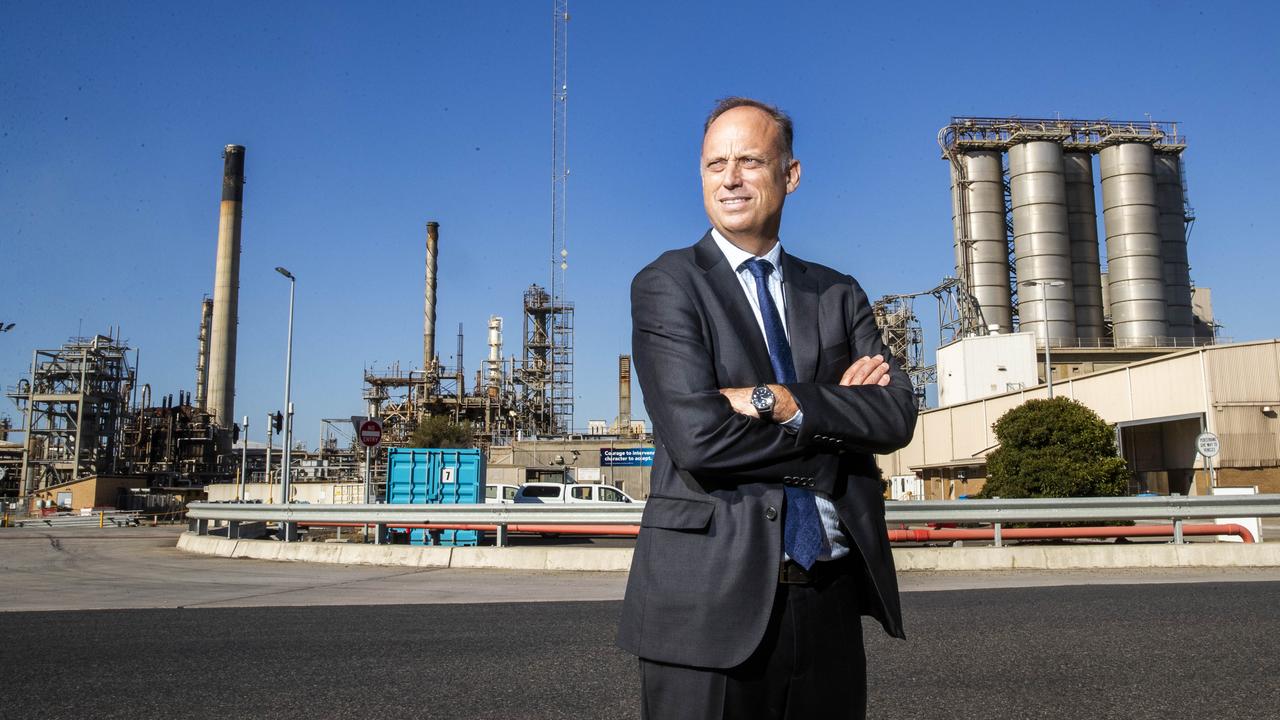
616 97 919 718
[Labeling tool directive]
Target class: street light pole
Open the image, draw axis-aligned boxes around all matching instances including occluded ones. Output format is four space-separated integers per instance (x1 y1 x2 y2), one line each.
1021 279 1067 399
275 266 297 541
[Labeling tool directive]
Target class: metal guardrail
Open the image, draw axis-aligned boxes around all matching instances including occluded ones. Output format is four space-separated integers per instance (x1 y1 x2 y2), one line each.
187 502 644 526
883 495 1280 524
186 495 1280 546
14 511 141 529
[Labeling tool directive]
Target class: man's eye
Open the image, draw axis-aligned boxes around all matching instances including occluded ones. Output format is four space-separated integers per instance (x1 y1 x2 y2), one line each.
740 158 763 168
707 160 727 171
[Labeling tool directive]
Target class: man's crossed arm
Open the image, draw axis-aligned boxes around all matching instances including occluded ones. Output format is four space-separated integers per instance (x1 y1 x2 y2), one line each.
718 354 892 421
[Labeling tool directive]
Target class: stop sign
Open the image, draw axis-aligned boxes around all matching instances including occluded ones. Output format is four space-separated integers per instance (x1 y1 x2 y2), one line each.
359 419 383 448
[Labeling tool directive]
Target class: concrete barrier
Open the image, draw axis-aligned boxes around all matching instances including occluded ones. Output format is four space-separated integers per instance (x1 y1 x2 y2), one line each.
177 533 1280 573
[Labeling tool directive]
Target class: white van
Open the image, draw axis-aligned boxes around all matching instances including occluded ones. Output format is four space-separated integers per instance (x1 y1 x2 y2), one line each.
513 483 637 504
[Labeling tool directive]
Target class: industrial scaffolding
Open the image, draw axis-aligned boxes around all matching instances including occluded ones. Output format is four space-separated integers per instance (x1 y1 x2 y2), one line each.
516 284 574 435
7 335 135 496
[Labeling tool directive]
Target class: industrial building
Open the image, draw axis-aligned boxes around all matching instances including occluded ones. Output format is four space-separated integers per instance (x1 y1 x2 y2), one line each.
872 117 1277 500
879 340 1280 499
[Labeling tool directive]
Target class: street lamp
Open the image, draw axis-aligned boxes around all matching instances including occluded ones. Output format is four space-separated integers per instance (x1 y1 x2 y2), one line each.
1021 279 1067 398
275 266 297 541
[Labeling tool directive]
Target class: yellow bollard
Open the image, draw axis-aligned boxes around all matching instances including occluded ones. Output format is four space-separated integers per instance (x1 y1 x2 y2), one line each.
99 511 104 528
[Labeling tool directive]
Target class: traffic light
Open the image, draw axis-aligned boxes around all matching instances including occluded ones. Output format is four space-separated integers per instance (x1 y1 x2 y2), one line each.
272 411 283 434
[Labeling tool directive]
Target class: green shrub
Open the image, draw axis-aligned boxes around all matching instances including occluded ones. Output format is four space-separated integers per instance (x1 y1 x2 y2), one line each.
979 397 1129 499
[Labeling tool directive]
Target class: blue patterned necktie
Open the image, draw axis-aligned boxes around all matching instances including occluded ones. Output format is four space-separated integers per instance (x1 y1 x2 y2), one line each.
742 258 824 570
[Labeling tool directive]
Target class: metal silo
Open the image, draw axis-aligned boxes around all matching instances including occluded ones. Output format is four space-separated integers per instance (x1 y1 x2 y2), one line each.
1153 152 1194 338
1008 140 1075 344
949 150 1012 333
1100 141 1167 345
1062 152 1105 339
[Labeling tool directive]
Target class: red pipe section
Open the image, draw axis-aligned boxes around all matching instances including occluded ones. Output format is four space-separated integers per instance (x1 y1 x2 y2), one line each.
888 523 1255 544
298 522 641 536
296 522 1255 543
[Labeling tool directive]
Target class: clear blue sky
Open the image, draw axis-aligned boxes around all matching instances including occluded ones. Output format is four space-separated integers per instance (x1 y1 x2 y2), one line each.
3 1 1277 446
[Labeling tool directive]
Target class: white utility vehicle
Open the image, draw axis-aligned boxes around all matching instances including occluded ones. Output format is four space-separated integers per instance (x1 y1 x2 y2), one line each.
513 483 638 504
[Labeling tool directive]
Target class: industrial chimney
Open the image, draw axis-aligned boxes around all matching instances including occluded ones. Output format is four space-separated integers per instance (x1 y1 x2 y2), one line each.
618 354 632 437
206 145 245 429
424 221 439 374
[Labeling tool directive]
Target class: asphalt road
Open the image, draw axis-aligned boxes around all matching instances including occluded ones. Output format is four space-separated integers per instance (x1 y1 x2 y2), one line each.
3 527 1279 718
3 583 1277 719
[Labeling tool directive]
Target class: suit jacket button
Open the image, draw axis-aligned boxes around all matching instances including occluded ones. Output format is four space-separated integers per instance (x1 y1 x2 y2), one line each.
765 506 778 521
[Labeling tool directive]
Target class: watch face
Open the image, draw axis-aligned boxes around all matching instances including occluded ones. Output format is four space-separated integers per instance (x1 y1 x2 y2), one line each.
751 385 774 412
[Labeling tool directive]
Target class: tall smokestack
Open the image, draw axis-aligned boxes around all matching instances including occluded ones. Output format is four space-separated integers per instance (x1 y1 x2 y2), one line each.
424 221 439 373
618 354 632 436
206 145 245 428
195 297 214 410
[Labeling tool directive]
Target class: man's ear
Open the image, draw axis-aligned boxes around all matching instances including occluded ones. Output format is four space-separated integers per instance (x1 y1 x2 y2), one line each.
786 158 802 194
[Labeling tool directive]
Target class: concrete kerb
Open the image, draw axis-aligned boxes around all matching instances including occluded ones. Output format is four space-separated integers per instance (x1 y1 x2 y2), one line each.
176 533 1280 572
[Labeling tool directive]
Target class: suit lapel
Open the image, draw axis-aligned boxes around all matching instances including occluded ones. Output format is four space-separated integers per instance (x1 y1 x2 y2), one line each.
694 232 775 383
781 250 820 383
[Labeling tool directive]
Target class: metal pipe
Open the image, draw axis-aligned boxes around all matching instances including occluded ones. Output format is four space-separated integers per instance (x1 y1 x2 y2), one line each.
300 522 640 536
424 221 439 373
207 145 245 432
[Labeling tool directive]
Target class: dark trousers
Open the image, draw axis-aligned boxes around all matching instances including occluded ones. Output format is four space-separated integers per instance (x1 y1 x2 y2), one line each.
639 561 867 720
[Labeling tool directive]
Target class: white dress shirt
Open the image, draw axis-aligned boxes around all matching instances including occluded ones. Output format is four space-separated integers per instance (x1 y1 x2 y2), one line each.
710 229 849 561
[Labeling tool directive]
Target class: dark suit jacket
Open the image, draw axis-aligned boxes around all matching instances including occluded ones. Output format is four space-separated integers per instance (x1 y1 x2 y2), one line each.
616 231 918 669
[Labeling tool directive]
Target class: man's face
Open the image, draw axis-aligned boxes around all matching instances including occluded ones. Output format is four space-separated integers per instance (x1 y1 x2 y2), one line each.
700 106 801 246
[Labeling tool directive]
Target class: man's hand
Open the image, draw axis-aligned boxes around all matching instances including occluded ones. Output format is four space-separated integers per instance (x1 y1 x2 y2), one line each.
719 384 798 421
840 354 891 387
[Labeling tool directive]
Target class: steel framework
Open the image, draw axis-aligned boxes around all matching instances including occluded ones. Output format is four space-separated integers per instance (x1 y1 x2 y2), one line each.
7 335 134 497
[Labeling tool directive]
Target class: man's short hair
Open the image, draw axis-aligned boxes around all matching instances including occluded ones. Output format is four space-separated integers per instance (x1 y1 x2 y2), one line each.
703 97 794 160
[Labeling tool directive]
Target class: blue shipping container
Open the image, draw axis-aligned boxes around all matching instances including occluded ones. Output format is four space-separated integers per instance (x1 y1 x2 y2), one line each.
386 448 486 546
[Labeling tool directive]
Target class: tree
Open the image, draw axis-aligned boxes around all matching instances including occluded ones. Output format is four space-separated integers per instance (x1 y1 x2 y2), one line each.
979 397 1129 499
408 415 474 449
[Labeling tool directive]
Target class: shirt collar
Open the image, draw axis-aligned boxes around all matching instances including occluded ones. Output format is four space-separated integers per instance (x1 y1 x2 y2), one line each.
710 228 785 280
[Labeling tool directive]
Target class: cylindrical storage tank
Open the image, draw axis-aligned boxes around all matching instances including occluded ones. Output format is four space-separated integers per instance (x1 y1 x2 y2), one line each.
949 150 1012 333
1153 152 1194 338
1008 140 1075 345
1061 153 1106 340
1100 142 1167 346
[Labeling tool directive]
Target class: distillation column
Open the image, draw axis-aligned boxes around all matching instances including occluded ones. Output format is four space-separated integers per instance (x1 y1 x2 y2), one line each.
1100 142 1168 345
949 150 1013 333
1008 140 1076 344
1153 152 1194 338
194 297 214 410
206 144 245 429
424 221 439 372
487 316 503 393
1062 152 1106 339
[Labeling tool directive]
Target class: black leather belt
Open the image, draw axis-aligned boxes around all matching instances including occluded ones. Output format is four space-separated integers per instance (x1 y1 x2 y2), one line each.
779 556 848 586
